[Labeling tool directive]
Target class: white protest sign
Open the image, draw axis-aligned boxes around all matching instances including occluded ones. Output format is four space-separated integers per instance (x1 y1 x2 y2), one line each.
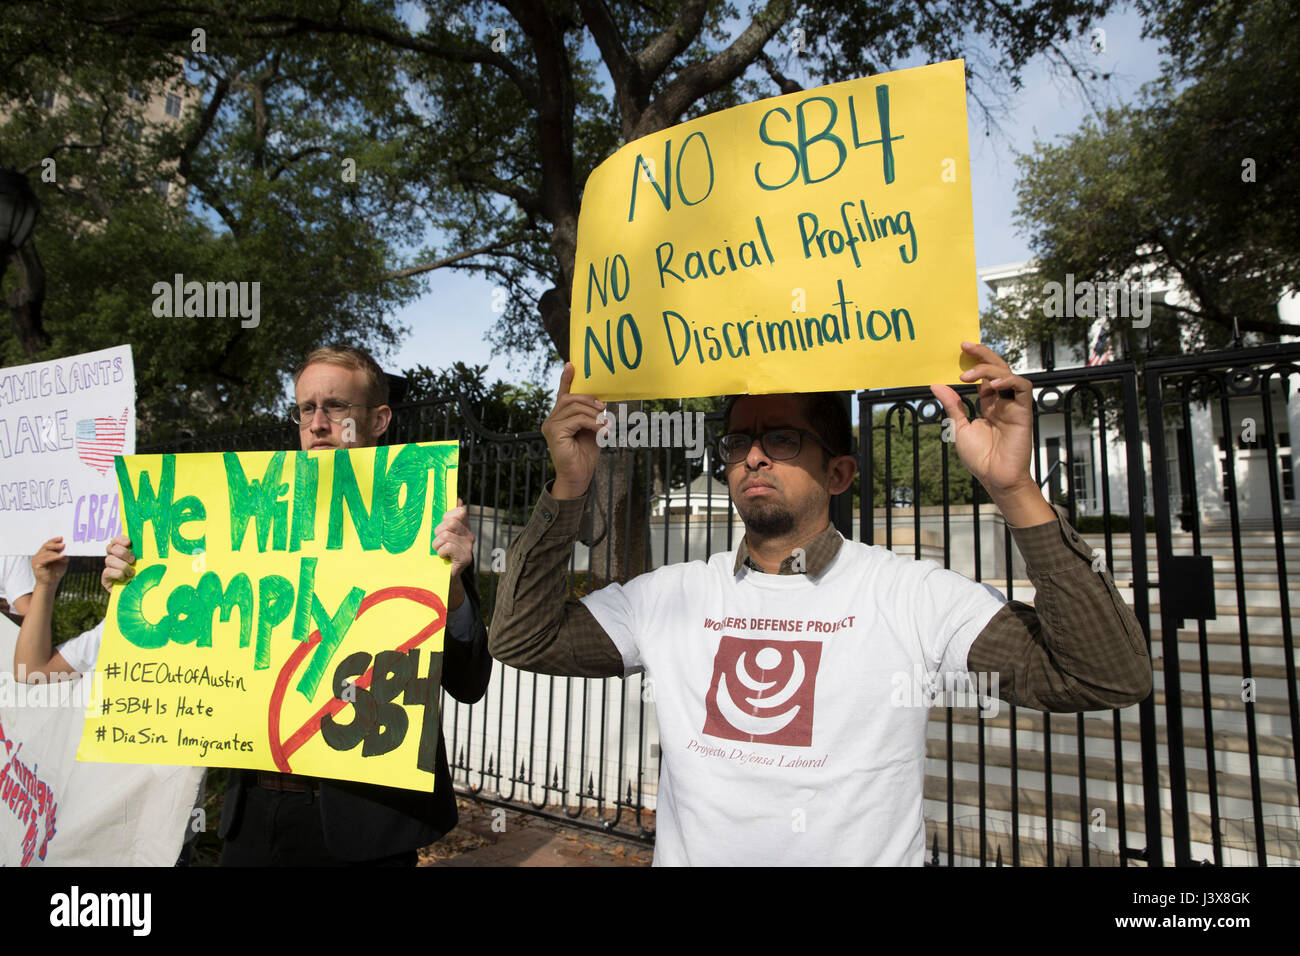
0 616 202 866
0 345 136 556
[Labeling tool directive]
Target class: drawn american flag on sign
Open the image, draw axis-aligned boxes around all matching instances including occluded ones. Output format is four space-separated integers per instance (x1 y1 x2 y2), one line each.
74 409 128 474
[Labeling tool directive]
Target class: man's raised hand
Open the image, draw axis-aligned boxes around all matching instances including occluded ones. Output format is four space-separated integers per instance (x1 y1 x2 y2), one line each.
543 362 605 499
929 341 1056 527
929 341 1037 497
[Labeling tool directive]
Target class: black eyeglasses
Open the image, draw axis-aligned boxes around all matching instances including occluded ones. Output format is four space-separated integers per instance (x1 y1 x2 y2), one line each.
715 428 835 464
289 401 373 426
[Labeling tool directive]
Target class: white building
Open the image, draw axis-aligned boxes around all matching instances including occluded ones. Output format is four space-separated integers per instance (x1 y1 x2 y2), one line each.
649 469 735 518
980 262 1300 529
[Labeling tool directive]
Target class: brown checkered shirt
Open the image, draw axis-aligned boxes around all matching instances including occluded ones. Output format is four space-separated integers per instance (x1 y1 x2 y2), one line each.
489 485 1152 712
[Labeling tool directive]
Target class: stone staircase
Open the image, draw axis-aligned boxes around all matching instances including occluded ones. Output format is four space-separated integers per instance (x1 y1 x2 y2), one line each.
922 528 1299 866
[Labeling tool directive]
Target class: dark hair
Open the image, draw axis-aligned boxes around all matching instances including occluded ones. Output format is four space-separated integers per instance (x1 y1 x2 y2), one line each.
721 392 854 461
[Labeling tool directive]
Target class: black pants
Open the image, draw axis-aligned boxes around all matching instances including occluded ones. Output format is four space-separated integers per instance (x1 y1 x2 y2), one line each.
219 785 417 867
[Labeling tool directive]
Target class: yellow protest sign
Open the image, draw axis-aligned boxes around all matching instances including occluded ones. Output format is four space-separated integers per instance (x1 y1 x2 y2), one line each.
572 59 980 400
76 442 458 792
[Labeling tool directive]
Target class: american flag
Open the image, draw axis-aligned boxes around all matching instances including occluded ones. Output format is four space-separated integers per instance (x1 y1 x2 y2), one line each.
1086 326 1114 366
75 409 128 474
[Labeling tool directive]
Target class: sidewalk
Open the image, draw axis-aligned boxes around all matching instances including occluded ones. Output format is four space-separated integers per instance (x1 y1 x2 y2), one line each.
419 797 654 867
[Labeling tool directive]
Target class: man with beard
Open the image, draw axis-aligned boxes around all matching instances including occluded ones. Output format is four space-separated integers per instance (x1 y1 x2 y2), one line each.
489 342 1150 865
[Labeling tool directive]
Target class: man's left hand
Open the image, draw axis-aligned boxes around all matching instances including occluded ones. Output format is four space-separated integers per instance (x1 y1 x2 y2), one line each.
929 341 1036 497
433 498 473 610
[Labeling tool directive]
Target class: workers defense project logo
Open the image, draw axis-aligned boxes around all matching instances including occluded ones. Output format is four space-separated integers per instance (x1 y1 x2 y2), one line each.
702 636 822 746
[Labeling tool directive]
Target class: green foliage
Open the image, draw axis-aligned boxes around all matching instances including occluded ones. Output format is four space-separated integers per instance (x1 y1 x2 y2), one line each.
400 361 553 523
402 361 552 433
859 408 977 508
0 2 427 441
989 0 1300 357
2 0 1127 387
799 0 1111 92
50 597 107 647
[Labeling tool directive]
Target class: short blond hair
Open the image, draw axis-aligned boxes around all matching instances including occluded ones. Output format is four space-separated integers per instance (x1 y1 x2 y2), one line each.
293 345 389 406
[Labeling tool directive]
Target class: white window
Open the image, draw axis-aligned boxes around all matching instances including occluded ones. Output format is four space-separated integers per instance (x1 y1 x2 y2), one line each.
1071 454 1091 511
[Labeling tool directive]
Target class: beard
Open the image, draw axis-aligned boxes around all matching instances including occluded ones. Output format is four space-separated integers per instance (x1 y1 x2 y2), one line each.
736 497 797 538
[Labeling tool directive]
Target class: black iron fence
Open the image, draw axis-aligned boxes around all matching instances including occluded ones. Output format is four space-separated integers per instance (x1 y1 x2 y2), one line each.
860 342 1300 866
54 342 1300 863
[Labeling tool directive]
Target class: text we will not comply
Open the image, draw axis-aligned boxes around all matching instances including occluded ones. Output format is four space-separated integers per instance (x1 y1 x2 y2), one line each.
111 445 457 697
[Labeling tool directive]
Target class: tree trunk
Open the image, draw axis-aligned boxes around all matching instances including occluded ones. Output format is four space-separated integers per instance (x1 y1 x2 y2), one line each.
582 403 650 586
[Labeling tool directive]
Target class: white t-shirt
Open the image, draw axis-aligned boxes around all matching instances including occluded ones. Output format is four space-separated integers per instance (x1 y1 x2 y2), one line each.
0 555 36 606
580 535 1005 866
54 617 204 844
57 619 105 673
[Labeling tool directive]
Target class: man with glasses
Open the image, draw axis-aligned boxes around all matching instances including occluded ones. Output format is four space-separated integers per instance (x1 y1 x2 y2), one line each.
102 345 491 866
490 342 1150 865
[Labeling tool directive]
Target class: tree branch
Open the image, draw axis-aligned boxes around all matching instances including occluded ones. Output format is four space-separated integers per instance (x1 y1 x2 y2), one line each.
576 0 643 139
249 67 271 172
177 73 229 185
385 237 530 279
452 162 545 219
269 145 330 181
86 7 544 110
1147 226 1297 337
757 50 803 94
632 0 793 138
1162 300 1299 337
507 0 581 293
636 0 711 81
1044 39 1107 123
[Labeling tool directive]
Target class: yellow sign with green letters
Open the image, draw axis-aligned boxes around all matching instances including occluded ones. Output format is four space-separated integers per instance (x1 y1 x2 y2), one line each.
76 442 458 792
572 59 979 399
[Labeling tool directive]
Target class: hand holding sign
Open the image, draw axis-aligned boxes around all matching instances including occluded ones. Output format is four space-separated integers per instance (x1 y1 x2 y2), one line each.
432 498 473 610
101 534 135 591
543 362 606 499
929 341 1056 527
31 537 70 588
